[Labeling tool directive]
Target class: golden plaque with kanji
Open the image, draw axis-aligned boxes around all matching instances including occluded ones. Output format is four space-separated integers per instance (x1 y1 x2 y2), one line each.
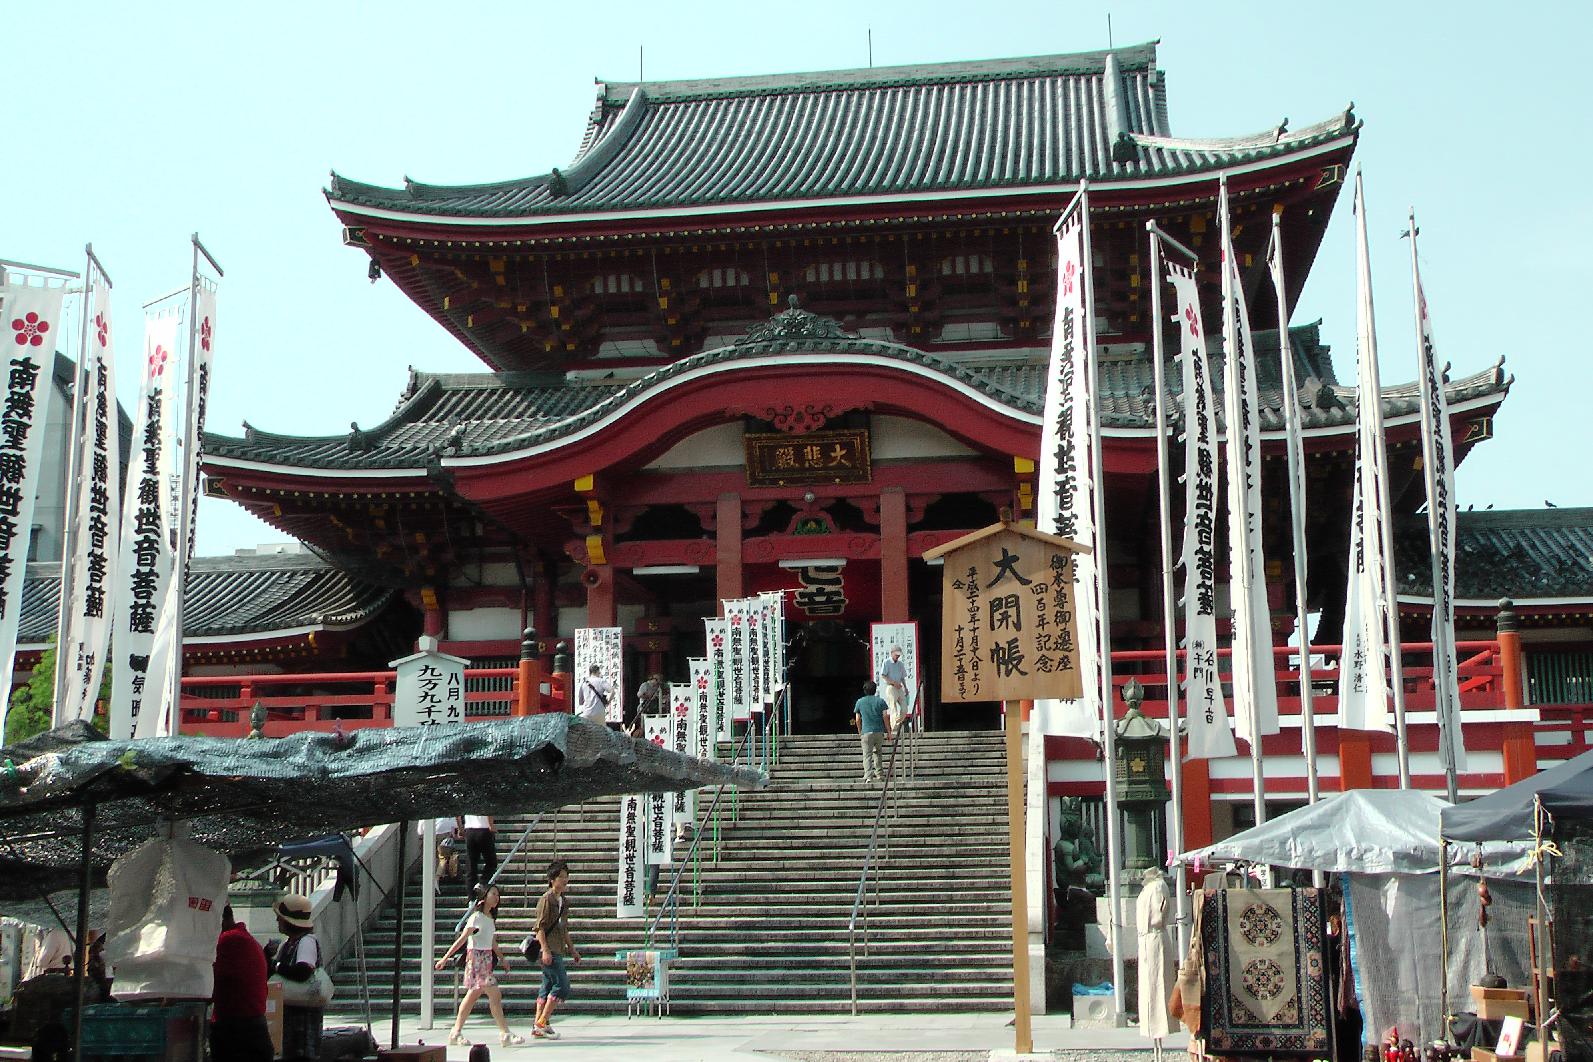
922 523 1089 703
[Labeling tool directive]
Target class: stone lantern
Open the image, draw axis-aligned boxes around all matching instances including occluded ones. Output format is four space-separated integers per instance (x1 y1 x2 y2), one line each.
1113 677 1170 877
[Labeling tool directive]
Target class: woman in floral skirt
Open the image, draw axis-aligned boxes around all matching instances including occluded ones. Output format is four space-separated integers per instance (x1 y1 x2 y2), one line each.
435 884 525 1048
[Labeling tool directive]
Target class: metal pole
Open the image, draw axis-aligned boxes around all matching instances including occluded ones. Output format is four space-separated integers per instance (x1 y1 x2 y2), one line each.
70 804 95 1062
1003 702 1033 1053
1353 174 1413 788
1270 211 1322 809
1406 210 1460 803
1079 185 1128 1025
166 234 215 735
52 247 97 719
1146 226 1190 953
391 819 409 1049
420 819 436 1028
1219 175 1268 829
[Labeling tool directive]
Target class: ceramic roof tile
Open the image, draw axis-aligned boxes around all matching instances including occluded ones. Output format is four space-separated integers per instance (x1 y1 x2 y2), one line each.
1397 509 1593 602
17 551 394 646
327 45 1357 220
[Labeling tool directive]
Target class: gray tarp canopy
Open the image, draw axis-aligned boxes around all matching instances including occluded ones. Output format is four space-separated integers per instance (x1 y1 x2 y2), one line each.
1179 789 1530 875
1439 748 1593 843
0 715 764 904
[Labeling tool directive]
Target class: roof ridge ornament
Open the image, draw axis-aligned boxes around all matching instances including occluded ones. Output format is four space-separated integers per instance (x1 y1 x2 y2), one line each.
736 295 855 345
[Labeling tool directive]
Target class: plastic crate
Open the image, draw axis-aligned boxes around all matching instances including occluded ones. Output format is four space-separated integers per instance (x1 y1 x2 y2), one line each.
79 1002 204 1062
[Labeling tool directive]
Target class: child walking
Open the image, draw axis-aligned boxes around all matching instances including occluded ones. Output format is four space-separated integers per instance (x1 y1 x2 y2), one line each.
532 859 581 1039
435 884 525 1048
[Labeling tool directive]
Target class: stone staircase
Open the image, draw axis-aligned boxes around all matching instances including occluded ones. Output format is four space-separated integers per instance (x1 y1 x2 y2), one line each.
347 728 1014 1014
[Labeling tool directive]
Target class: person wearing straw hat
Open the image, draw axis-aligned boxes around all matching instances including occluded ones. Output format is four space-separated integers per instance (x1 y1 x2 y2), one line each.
266 894 327 1062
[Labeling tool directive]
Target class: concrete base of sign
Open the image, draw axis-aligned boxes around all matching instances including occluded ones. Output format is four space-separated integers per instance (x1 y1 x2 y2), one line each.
1092 894 1139 957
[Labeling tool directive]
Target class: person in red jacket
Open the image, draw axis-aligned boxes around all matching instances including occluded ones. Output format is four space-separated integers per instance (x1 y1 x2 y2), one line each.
211 905 273 1062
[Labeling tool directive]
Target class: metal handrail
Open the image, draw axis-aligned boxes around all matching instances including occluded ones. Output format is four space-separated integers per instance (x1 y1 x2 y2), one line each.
450 811 547 934
645 721 758 950
846 709 918 1015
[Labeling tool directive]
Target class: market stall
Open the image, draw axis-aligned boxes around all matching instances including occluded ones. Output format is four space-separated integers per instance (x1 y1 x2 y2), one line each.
1182 789 1535 1055
0 714 763 1060
1441 749 1593 1059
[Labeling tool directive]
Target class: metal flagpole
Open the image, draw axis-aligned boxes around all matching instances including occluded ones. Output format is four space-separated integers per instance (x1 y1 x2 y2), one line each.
1079 184 1128 1025
1218 176 1268 829
1406 210 1461 803
1353 173 1413 788
1268 212 1321 807
165 234 224 733
1146 223 1190 953
52 246 105 719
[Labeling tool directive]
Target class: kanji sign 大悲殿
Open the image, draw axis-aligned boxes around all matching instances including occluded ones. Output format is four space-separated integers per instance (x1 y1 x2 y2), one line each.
922 523 1088 703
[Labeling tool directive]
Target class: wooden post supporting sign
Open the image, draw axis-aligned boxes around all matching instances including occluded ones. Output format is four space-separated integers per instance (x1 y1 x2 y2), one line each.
924 523 1087 1056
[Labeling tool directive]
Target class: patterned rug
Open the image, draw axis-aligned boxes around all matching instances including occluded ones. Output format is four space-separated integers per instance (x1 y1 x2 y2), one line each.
1201 887 1331 1056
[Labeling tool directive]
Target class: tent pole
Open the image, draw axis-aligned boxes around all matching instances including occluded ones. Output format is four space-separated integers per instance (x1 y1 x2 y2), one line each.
70 803 95 1062
391 819 409 1049
1534 798 1551 1043
1439 840 1450 1034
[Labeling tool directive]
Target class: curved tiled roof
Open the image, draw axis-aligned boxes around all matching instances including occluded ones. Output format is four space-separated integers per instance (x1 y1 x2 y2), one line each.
1397 509 1593 602
203 312 1508 473
17 550 395 647
327 45 1357 221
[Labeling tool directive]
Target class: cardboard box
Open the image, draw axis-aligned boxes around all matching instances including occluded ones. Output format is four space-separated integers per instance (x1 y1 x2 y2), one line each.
263 980 283 1059
1525 1040 1563 1062
1471 984 1531 1021
1472 1050 1525 1062
377 1047 447 1062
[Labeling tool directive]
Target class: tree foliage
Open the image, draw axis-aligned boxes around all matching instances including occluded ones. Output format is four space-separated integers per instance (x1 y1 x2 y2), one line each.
5 639 109 745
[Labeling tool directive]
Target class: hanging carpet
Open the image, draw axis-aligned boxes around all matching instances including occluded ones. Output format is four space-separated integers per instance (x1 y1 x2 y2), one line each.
1201 887 1330 1056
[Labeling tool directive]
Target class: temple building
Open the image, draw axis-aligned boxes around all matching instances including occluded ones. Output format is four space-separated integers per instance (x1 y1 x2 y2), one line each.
178 45 1585 836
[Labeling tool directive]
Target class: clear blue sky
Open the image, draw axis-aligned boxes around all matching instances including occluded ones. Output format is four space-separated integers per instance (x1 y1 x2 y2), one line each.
3 1 1586 556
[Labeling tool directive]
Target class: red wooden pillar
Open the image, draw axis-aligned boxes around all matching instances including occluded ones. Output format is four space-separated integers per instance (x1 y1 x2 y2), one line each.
532 556 556 666
1339 731 1374 791
584 565 615 627
1497 599 1537 783
1180 757 1214 850
717 492 743 604
880 487 908 622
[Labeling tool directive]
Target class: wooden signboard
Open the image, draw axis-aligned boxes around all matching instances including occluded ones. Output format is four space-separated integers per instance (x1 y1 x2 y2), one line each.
744 428 871 487
922 523 1088 703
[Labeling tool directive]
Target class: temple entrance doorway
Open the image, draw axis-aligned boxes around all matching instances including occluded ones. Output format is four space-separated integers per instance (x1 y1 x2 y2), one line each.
785 619 871 734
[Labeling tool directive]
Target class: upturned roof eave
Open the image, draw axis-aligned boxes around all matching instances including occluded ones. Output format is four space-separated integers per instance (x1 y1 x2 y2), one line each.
326 130 1357 233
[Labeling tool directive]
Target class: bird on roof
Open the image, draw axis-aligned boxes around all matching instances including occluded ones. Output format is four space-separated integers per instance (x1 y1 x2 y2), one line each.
1546 500 1559 508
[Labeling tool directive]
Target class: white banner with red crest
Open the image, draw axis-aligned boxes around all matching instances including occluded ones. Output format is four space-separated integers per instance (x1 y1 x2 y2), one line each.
725 599 753 723
690 656 716 763
1033 201 1103 739
1166 260 1237 760
110 313 180 740
0 281 64 711
56 277 120 726
704 618 731 739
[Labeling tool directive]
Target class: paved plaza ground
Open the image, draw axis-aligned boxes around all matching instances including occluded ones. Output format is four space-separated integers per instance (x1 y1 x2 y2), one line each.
357 1011 1187 1060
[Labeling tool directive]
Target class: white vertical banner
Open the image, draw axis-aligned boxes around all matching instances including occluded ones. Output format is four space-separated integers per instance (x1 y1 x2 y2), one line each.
669 681 696 830
643 717 673 867
745 596 765 715
690 657 715 763
0 283 63 718
765 591 787 692
1166 261 1237 760
705 618 731 740
870 621 919 718
725 600 752 723
1033 201 1104 738
574 626 624 723
758 591 780 708
1338 177 1399 737
1412 249 1466 772
173 284 215 576
56 276 120 726
616 793 646 917
110 313 180 740
1218 189 1282 745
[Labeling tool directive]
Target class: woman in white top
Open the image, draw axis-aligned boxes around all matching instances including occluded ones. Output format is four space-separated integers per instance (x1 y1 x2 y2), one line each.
435 884 524 1047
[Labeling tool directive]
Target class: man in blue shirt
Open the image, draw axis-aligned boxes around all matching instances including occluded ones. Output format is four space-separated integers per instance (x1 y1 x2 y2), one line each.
852 680 892 783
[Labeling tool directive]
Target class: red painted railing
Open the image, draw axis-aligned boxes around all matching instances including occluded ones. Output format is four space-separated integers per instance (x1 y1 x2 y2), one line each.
177 641 1513 739
1101 639 1509 721
179 669 569 739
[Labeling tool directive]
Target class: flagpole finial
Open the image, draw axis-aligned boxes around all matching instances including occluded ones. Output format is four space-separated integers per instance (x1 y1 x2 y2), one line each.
1273 203 1285 219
